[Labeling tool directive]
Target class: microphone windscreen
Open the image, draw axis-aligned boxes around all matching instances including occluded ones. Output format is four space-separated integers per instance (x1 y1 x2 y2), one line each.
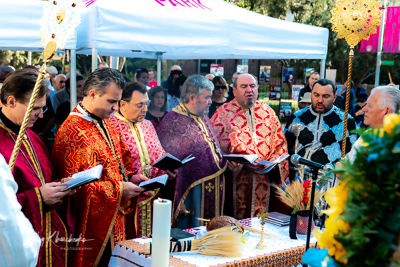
290 154 300 165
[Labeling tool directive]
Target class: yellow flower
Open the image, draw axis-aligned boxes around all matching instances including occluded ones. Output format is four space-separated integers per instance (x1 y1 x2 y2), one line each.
355 138 368 147
314 228 348 264
322 182 349 219
383 113 400 134
325 216 350 235
372 128 385 137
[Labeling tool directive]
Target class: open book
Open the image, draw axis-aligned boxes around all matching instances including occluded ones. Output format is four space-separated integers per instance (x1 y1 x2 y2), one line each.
223 154 259 164
258 153 290 174
153 153 195 172
139 174 168 192
61 165 103 192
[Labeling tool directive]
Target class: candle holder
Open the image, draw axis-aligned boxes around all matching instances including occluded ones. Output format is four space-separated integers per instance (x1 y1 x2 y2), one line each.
256 208 269 250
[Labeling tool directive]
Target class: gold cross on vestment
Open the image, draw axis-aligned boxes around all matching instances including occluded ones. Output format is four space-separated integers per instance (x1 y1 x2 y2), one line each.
205 182 215 193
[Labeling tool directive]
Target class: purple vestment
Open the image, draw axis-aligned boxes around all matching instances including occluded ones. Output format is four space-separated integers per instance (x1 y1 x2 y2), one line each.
156 103 227 228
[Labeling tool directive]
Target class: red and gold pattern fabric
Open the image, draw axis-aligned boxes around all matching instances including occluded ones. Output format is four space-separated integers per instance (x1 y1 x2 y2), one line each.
52 105 135 266
0 122 67 267
211 100 289 219
110 113 166 238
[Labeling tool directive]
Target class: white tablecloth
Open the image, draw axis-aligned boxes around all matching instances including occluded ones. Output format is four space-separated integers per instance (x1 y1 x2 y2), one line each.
109 217 316 267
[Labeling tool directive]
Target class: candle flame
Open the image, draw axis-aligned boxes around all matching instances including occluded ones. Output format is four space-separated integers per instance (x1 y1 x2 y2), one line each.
158 198 166 203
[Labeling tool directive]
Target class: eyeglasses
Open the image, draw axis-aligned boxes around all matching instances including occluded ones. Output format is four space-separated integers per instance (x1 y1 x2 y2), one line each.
214 85 227 90
60 81 66 84
33 106 48 116
127 100 151 109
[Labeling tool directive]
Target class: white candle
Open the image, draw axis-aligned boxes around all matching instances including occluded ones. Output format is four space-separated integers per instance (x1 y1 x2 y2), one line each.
151 198 172 267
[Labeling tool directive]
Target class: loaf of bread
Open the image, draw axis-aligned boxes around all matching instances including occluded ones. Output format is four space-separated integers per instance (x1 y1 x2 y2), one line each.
206 216 243 231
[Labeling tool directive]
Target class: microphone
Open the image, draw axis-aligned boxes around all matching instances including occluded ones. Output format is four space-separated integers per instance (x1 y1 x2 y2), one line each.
290 154 325 170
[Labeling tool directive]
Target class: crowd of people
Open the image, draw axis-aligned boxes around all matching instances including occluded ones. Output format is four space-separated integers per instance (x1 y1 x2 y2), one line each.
0 62 400 267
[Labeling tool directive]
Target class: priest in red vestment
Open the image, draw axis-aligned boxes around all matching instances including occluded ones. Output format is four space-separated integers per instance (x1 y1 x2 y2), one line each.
52 69 145 266
110 81 176 238
211 73 290 219
0 69 73 267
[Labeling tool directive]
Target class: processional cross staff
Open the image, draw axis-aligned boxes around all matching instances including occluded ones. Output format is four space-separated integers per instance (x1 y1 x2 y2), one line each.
8 0 83 171
330 0 382 160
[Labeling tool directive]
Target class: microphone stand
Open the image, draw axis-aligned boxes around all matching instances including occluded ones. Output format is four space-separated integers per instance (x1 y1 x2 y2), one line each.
303 166 320 267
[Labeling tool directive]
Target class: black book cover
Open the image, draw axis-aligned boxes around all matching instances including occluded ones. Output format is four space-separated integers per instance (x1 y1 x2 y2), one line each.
139 174 168 192
153 153 194 172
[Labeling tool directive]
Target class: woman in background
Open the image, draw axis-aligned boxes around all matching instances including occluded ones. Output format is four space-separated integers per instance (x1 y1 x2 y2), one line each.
146 86 168 128
209 76 228 118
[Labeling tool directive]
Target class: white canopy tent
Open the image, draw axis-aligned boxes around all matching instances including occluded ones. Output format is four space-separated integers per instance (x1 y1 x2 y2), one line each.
77 0 329 60
1 0 329 109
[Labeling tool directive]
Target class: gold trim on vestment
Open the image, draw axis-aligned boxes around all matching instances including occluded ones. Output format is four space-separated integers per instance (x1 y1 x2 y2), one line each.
136 189 159 237
114 113 152 177
47 211 52 267
171 104 227 222
251 173 256 217
201 182 204 224
173 104 222 168
94 181 124 266
221 174 225 216
215 176 219 217
34 187 44 231
173 164 227 222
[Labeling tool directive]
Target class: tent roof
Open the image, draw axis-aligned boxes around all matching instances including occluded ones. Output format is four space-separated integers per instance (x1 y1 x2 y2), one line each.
1 0 329 60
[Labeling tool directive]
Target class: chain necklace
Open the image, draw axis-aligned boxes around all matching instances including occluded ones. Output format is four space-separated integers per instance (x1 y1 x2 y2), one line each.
78 102 129 182
0 120 45 184
180 103 222 158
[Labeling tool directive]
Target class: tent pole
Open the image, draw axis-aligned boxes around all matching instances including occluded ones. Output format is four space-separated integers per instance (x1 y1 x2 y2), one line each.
320 59 326 79
111 56 118 69
70 49 77 112
110 57 114 69
28 51 32 65
198 59 201 74
156 52 162 84
374 0 387 87
92 48 98 72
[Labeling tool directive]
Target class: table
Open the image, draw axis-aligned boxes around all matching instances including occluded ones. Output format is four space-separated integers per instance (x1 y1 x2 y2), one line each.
109 218 316 267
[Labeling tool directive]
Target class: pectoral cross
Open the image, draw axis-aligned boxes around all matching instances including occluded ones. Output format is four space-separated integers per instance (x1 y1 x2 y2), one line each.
256 208 269 249
144 165 152 177
214 141 223 158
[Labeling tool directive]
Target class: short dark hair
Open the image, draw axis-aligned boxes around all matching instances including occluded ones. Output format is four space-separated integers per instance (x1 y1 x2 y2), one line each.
82 68 125 97
1 69 49 105
23 65 39 73
172 76 187 98
65 75 84 90
136 68 149 79
212 76 228 97
312 78 336 94
148 86 168 112
121 82 148 102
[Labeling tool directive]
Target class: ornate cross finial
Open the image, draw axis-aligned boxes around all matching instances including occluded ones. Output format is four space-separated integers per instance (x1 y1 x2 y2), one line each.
256 208 269 249
257 208 269 226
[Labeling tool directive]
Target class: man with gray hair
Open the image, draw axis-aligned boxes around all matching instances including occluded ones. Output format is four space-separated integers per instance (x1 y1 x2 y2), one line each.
156 75 228 229
347 86 400 162
46 66 58 85
227 71 242 102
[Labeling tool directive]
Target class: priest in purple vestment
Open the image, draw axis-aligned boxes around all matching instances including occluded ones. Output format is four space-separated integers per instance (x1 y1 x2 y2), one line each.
156 75 230 229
